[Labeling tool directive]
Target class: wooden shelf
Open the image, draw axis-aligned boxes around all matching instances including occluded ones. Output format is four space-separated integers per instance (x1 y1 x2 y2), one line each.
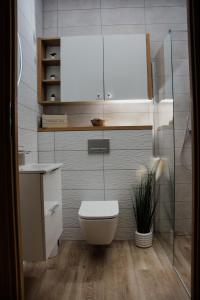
39 101 62 105
38 37 61 103
39 100 105 105
38 125 153 132
41 37 60 46
42 59 60 66
42 80 60 85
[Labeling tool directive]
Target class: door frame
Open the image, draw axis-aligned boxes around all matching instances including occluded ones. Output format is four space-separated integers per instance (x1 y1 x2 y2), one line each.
0 0 24 299
187 1 200 299
1 0 200 299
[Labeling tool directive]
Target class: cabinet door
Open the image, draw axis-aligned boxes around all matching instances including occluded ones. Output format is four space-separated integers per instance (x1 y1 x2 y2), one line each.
104 35 148 100
43 169 63 259
61 36 103 101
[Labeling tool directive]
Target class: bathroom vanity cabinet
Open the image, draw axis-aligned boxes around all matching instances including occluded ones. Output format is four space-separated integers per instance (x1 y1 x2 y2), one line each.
19 166 63 261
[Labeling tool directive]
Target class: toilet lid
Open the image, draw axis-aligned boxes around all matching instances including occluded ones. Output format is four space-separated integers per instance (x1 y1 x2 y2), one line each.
79 201 119 220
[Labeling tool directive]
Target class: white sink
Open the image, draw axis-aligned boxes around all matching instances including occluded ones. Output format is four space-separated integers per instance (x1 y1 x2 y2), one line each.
19 163 63 174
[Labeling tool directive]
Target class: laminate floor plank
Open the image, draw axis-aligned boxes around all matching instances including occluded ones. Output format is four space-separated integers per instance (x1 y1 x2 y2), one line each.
24 237 190 300
174 235 191 292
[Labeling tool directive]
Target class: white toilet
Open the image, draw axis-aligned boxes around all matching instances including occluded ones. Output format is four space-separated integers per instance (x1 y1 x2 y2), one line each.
79 201 119 245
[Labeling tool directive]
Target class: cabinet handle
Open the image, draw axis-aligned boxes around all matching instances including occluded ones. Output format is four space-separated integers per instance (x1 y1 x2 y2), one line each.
50 204 59 215
107 93 112 99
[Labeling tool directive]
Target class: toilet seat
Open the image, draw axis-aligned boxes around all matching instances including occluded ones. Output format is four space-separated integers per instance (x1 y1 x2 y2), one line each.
79 201 119 220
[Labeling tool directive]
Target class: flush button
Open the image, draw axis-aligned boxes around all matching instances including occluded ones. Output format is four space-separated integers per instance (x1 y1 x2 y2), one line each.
88 139 110 154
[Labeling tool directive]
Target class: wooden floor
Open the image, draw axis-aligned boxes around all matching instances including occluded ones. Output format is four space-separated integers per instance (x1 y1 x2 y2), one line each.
174 235 191 293
24 238 190 300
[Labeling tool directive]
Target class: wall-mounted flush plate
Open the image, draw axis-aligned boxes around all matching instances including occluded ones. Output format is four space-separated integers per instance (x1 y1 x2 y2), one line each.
88 139 110 154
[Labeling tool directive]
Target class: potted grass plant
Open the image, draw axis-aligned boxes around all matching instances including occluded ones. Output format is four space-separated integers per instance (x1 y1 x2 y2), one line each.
133 159 163 248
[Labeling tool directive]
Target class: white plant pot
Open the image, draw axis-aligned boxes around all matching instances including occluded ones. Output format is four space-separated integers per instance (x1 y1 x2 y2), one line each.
135 230 153 248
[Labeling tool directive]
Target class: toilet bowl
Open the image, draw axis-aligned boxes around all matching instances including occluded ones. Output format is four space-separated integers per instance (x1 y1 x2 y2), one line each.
79 201 119 245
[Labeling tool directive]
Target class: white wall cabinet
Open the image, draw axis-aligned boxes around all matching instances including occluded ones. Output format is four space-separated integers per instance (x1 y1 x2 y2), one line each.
61 36 103 101
20 168 63 261
104 35 148 100
61 34 151 102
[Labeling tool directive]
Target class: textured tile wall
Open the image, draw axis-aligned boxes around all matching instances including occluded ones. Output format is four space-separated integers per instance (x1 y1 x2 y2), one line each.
153 31 192 235
38 130 152 240
42 0 190 235
42 0 187 127
18 0 43 163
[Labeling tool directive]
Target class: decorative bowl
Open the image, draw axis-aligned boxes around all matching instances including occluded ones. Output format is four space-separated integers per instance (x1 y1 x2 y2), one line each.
91 118 105 127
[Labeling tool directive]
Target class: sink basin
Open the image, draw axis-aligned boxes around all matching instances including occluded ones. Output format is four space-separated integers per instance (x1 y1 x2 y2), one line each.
19 163 63 174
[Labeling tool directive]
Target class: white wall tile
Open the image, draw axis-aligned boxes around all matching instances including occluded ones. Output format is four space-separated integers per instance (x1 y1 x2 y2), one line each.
55 151 103 170
40 0 189 240
174 111 188 130
175 219 192 234
171 30 188 41
174 129 192 148
175 165 192 184
155 218 173 233
173 76 190 94
58 0 100 10
173 59 189 76
102 24 145 35
62 190 104 208
104 149 152 170
101 8 145 25
62 170 104 189
175 147 192 167
172 41 189 59
44 27 58 36
118 208 135 228
104 113 151 126
58 26 101 36
18 105 38 131
38 151 55 163
18 82 38 112
58 10 101 27
44 11 58 28
18 128 38 152
21 61 37 92
63 208 80 227
174 93 191 112
101 0 145 8
55 131 103 150
18 0 42 163
103 102 151 113
104 130 152 149
146 24 187 42
18 0 36 27
175 183 192 202
175 201 192 220
145 7 187 24
66 114 104 127
38 132 54 151
145 0 186 7
104 170 136 189
44 0 57 11
105 189 133 208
